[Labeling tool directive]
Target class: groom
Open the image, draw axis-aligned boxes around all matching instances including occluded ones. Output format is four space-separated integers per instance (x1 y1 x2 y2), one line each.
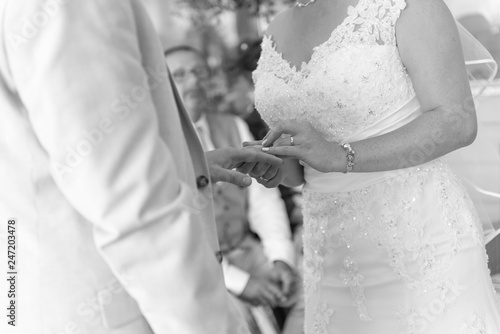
0 0 283 333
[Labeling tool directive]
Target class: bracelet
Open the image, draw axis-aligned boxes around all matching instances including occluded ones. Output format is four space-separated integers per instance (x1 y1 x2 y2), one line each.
340 142 355 173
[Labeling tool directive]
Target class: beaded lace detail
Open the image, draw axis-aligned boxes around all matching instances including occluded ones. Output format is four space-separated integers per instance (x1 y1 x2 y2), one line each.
340 256 373 321
462 312 487 334
254 0 413 143
302 214 332 300
312 303 335 334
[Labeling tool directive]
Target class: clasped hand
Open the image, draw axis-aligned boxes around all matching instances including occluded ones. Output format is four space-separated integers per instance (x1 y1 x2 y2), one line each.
205 146 284 188
244 120 346 173
240 261 299 308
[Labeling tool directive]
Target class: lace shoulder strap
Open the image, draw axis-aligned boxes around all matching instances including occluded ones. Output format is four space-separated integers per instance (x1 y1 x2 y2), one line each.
254 35 296 83
345 0 407 46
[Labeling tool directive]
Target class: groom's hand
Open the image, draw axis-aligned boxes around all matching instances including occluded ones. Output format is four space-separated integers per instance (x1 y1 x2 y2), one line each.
240 140 285 188
205 147 283 187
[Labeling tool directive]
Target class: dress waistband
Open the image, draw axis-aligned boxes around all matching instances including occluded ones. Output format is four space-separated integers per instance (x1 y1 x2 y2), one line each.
304 97 422 193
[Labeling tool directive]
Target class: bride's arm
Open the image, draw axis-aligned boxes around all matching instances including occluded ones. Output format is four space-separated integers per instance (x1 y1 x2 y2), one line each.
262 0 478 174
347 0 477 173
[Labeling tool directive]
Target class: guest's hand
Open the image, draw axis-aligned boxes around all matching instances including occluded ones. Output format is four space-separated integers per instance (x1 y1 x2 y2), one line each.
258 121 346 173
272 260 298 303
240 272 285 308
205 147 283 187
240 141 286 188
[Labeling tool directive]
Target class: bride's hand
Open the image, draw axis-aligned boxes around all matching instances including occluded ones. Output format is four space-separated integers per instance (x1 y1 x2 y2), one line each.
259 120 346 173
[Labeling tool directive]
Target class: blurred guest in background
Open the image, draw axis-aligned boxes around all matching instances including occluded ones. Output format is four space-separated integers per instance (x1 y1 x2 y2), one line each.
225 39 269 140
165 45 305 334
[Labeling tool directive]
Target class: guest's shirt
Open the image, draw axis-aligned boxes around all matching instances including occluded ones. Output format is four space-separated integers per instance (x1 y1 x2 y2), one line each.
194 114 295 295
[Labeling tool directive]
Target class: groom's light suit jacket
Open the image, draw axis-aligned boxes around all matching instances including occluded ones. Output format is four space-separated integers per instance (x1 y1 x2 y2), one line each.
0 0 243 333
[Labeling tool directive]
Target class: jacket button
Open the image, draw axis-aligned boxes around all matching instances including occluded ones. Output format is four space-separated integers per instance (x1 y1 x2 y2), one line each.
215 251 223 263
196 175 209 189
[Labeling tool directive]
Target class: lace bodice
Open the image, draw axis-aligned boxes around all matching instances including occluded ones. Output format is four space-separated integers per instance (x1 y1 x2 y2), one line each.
253 0 414 142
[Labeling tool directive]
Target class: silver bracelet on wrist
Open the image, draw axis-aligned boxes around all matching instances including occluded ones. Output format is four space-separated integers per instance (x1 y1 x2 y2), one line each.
340 142 355 173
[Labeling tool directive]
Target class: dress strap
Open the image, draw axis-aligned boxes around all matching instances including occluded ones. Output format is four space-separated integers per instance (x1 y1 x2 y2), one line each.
380 0 407 44
344 0 407 46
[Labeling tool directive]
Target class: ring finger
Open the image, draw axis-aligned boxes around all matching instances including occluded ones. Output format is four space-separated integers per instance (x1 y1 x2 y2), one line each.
273 134 297 148
260 165 279 182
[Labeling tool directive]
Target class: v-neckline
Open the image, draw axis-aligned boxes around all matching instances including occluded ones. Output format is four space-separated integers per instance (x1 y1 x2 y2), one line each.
264 0 363 74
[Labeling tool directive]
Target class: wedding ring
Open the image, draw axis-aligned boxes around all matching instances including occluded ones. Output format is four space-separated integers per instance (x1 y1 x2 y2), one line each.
260 176 270 182
290 135 294 146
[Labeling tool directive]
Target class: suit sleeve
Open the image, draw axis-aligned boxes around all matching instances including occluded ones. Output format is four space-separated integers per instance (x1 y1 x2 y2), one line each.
4 1 232 333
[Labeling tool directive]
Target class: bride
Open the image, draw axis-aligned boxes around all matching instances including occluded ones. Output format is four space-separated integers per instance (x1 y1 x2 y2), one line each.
247 0 500 332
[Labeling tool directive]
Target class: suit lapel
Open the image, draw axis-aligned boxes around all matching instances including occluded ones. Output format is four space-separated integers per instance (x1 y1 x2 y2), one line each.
168 73 209 180
168 73 221 253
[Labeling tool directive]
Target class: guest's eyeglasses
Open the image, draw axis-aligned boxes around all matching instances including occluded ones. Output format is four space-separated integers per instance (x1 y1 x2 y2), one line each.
171 66 210 83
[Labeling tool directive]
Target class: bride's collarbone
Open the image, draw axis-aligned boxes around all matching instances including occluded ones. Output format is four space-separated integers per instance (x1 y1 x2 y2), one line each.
267 25 329 67
267 3 354 66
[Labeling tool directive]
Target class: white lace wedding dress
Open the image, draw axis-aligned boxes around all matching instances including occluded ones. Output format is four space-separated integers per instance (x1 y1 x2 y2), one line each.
253 0 500 333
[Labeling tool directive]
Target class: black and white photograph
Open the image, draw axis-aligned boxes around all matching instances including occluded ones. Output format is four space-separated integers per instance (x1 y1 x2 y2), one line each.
0 0 499 333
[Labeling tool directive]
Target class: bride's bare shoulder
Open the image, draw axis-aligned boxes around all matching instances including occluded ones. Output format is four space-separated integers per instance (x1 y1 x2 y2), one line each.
400 0 451 19
398 0 457 37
